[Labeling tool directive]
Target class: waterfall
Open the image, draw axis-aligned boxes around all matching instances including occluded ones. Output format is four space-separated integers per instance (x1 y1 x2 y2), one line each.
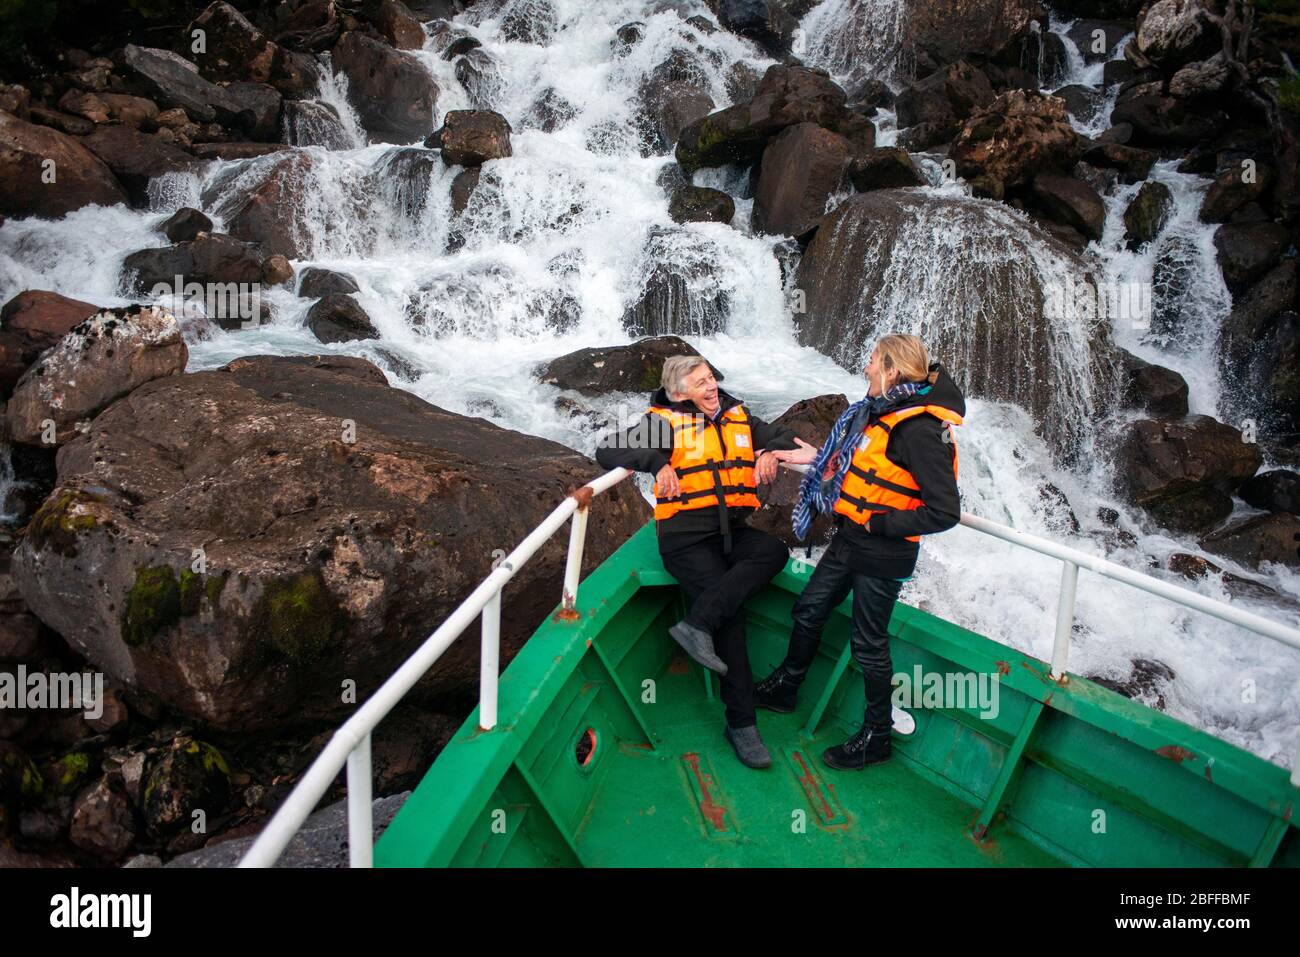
0 0 1296 768
798 0 909 88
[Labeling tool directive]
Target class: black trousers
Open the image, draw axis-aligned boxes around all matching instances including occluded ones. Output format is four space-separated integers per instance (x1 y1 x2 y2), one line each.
779 532 904 732
659 524 790 728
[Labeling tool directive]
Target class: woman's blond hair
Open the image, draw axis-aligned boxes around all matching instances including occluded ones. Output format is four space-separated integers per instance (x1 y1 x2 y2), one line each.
874 334 933 385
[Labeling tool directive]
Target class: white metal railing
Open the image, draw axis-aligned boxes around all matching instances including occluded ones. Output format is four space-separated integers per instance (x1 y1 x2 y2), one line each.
237 466 632 868
239 464 1300 867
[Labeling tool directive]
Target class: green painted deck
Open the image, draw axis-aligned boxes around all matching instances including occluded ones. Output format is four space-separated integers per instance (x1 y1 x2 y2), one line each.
573 651 1061 867
376 523 1300 868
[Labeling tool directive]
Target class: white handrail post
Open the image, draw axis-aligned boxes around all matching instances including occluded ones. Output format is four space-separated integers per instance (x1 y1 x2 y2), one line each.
347 733 373 868
1051 560 1079 681
479 588 502 731
1292 732 1300 789
562 504 590 615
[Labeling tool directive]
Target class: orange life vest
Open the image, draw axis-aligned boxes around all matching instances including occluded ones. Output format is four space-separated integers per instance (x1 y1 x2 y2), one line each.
647 403 760 521
833 404 961 542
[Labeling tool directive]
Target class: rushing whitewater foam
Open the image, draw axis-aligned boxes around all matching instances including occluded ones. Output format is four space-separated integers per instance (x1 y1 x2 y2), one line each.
797 0 909 88
0 0 1296 767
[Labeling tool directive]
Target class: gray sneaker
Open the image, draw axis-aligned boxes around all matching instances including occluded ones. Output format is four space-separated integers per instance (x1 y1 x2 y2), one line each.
725 724 772 769
669 619 728 675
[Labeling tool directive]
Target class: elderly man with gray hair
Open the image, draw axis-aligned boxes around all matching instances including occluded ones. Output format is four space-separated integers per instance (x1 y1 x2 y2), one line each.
595 353 808 769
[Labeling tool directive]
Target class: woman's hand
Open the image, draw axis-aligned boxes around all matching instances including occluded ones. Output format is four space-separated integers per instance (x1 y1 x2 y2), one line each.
755 450 779 485
772 437 819 466
654 463 680 498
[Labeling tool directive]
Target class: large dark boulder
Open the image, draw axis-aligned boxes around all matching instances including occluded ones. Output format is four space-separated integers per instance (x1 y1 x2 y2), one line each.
378 0 428 49
332 31 439 144
122 233 265 293
751 122 851 239
1031 173 1105 241
901 0 1045 70
201 151 318 259
1199 513 1300 570
1110 415 1263 534
950 91 1080 200
188 2 280 84
221 82 284 141
78 125 199 207
0 111 128 219
0 291 100 398
537 337 717 396
1119 350 1189 416
273 0 342 52
1199 161 1274 224
298 267 360 299
11 355 648 732
848 147 926 191
1133 0 1219 71
1122 180 1173 250
5 307 188 447
1213 222 1288 292
705 0 800 57
1081 140 1157 183
118 45 242 126
160 207 214 243
1110 90 1228 147
793 189 1117 457
1219 260 1297 383
1238 470 1300 515
675 64 848 174
305 293 379 343
426 110 512 166
668 186 735 225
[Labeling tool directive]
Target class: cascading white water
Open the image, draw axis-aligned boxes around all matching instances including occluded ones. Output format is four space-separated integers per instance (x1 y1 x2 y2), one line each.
0 0 1296 766
797 0 909 88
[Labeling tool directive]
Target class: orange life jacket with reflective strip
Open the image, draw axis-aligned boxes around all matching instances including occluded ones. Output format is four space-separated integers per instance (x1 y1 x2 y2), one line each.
833 404 961 542
647 403 760 521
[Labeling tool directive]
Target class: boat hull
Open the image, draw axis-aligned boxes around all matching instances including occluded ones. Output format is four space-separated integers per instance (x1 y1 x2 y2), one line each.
376 524 1299 867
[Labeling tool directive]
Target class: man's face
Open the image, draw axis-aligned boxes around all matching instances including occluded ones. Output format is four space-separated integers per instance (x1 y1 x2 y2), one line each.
676 362 719 412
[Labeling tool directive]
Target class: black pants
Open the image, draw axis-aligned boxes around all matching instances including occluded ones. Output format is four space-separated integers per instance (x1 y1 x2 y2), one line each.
779 532 904 732
659 524 790 728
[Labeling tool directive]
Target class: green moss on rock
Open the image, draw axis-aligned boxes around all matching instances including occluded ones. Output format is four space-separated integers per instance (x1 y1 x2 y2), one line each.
121 564 181 646
179 568 202 616
51 751 92 795
249 571 342 664
204 571 229 608
25 488 103 557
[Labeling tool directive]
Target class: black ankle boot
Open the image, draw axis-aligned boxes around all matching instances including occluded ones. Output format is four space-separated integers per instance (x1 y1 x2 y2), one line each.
753 666 802 713
822 724 891 771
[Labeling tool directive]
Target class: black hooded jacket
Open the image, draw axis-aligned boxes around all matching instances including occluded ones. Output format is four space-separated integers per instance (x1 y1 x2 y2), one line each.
833 363 966 579
595 386 798 548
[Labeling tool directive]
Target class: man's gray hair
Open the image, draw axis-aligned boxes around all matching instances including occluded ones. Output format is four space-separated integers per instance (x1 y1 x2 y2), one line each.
661 355 710 397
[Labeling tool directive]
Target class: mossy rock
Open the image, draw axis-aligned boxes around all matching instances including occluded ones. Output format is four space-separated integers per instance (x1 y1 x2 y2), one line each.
24 488 103 558
0 741 44 804
121 564 182 647
124 564 232 645
248 571 343 665
142 736 230 838
48 750 93 796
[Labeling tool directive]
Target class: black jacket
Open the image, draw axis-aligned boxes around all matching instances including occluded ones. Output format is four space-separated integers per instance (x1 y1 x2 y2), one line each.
595 386 798 548
835 363 965 579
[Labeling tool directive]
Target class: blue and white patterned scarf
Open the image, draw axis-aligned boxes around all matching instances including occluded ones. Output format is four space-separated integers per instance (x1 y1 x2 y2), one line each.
792 381 929 542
